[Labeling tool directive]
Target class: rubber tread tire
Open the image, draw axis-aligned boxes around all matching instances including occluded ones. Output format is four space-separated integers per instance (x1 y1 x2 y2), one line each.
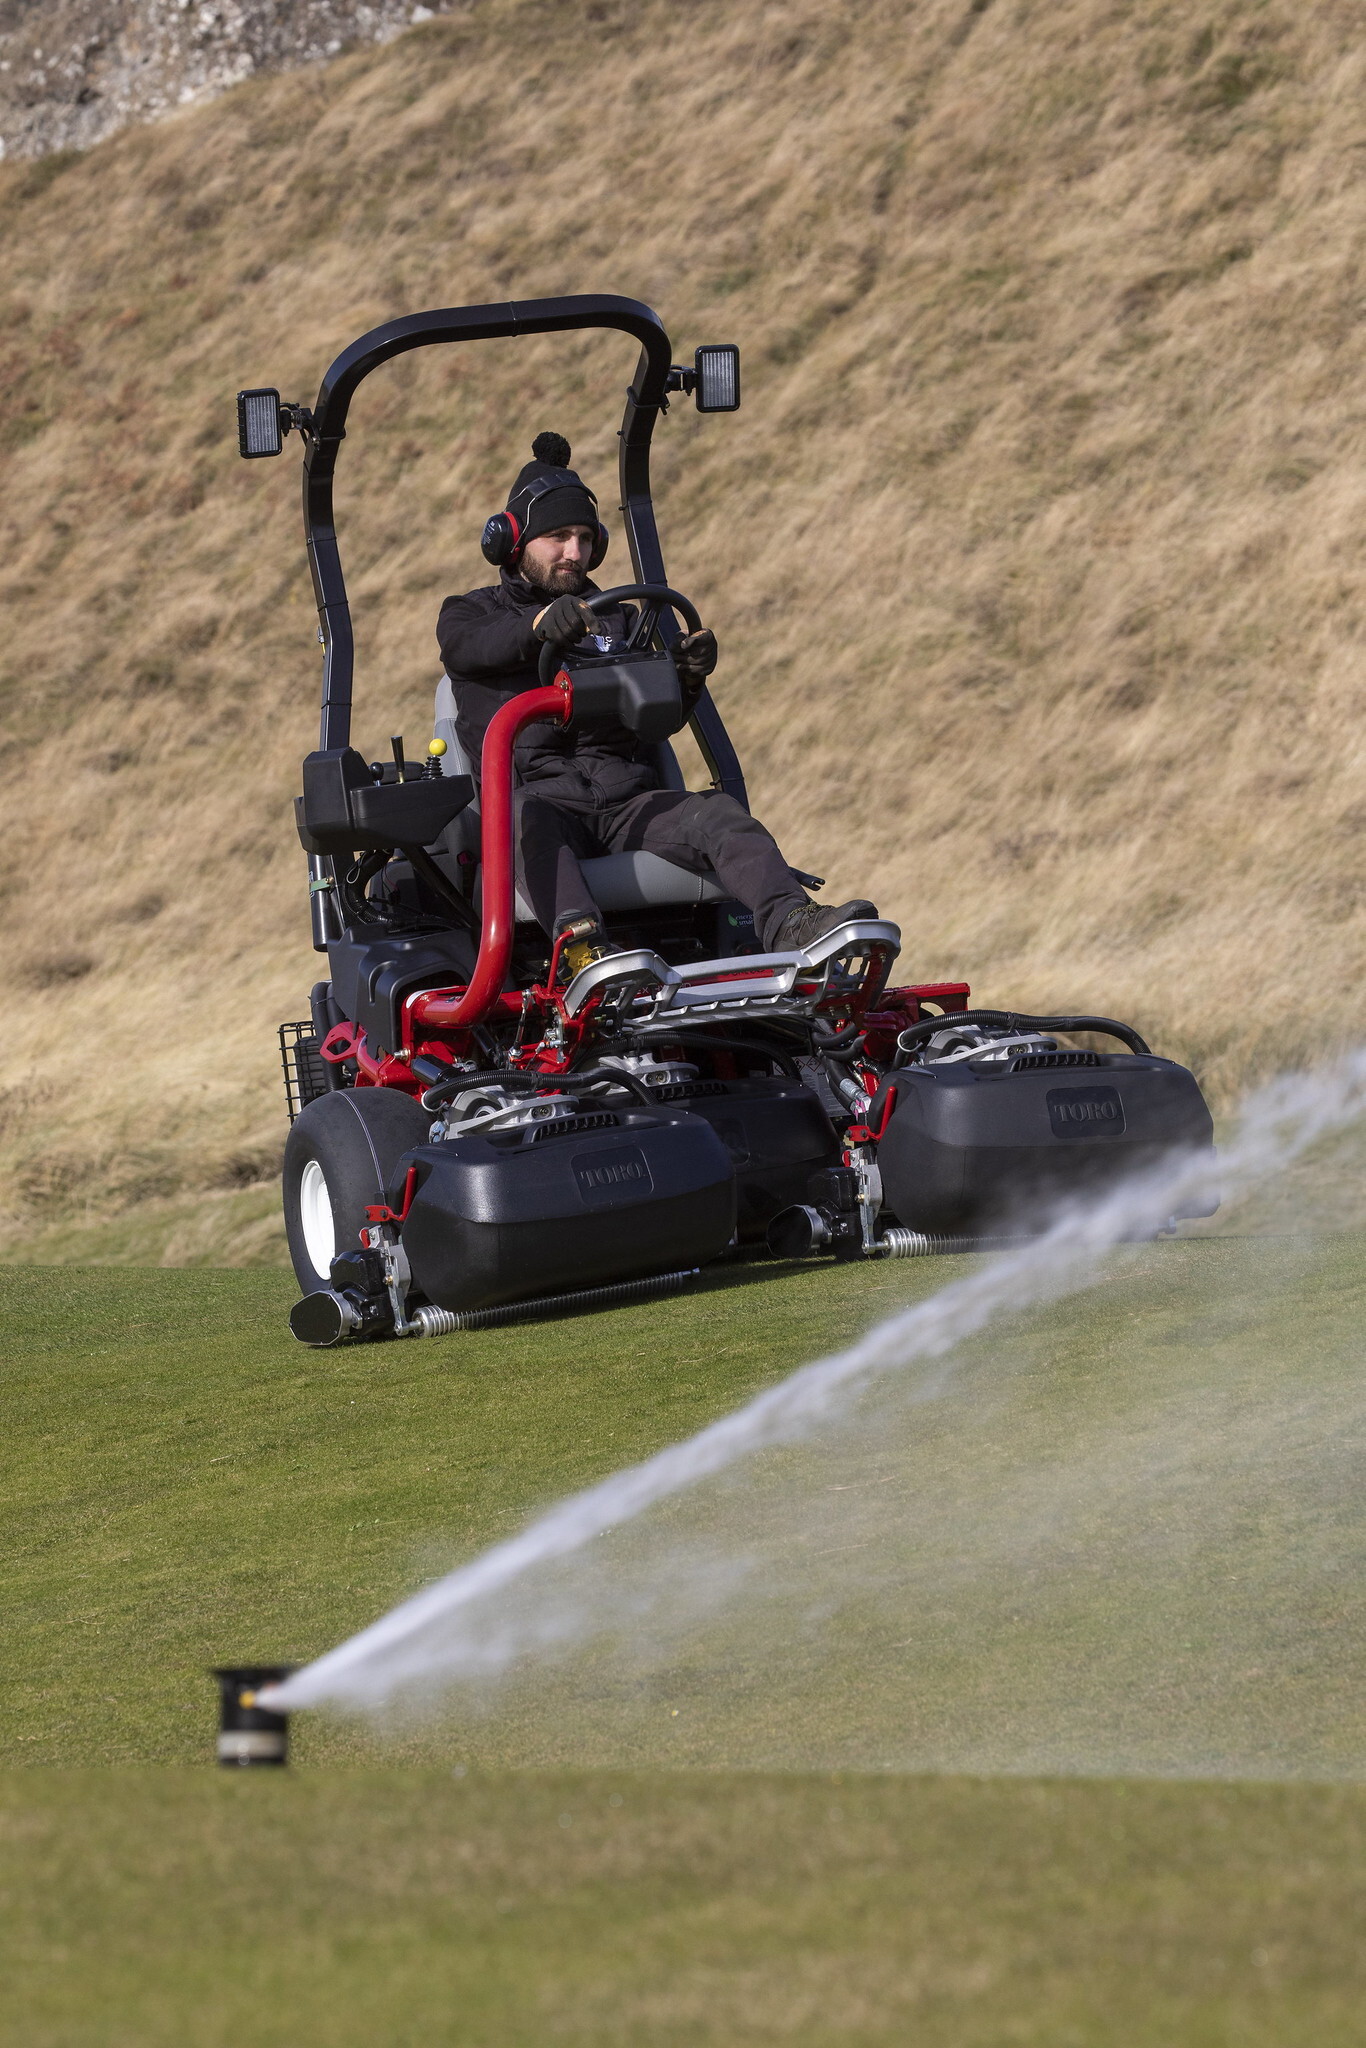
282 1087 432 1293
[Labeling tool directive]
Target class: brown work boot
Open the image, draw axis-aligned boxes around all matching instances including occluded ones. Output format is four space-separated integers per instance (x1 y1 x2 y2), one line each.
768 899 879 952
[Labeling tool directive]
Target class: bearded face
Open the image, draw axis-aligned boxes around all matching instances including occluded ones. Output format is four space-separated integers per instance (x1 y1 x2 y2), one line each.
518 527 596 595
525 555 587 595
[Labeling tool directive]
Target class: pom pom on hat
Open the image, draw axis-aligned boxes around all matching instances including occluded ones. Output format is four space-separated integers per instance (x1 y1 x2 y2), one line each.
504 432 601 554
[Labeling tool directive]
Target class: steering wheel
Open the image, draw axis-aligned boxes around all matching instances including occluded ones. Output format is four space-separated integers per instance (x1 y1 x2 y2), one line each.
536 584 703 686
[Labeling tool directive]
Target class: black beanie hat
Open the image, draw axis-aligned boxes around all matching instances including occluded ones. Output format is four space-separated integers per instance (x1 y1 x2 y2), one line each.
507 432 600 547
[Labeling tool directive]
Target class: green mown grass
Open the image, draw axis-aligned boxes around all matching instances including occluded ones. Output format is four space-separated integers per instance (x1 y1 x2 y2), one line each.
4 1769 1365 2047
1 1258 950 1766
4 1247 1365 2042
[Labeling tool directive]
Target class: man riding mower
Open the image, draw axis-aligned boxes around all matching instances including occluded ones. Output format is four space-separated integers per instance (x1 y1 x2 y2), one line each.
237 293 1215 1347
436 430 876 979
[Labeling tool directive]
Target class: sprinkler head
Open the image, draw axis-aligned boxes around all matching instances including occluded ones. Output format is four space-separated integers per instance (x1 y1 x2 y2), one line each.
212 1666 294 1767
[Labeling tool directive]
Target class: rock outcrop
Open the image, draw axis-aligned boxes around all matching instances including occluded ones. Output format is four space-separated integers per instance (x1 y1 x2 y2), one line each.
0 0 448 158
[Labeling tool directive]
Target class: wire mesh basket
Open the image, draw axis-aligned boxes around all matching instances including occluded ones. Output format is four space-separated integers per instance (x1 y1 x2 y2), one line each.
278 1020 332 1122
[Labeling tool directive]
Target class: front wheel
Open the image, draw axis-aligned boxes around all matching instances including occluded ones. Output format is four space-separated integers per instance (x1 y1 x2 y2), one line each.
282 1087 432 1293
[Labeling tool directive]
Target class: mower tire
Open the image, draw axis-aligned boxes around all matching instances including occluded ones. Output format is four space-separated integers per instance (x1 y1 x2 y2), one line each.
283 1087 432 1294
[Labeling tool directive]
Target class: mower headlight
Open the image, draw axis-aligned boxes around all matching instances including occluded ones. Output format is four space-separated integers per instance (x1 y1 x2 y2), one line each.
237 387 284 458
694 344 740 413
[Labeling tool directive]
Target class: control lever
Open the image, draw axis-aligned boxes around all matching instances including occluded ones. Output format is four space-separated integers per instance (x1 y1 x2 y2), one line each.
390 735 407 782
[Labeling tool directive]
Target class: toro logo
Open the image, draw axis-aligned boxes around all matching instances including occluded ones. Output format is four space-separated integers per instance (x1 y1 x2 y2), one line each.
1046 1086 1126 1140
572 1145 655 1206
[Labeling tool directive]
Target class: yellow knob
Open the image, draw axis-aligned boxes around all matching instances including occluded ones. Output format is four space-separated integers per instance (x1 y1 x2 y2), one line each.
427 737 447 758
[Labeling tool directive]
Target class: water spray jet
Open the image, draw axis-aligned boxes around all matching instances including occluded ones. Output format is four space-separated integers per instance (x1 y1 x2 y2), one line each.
245 1047 1366 1724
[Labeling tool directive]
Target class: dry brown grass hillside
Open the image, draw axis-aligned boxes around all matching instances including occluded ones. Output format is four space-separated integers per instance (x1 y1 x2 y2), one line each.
2 0 1365 1263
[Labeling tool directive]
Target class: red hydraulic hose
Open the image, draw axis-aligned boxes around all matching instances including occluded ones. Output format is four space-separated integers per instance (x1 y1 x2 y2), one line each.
412 674 571 1031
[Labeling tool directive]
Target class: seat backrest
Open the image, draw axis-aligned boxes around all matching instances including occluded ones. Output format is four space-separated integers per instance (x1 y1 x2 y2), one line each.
432 674 687 798
433 674 477 782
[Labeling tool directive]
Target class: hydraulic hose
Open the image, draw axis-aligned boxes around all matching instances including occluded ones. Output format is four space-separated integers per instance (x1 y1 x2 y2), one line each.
308 980 343 1094
894 1008 1151 1061
812 1021 865 1054
634 1031 804 1080
563 1065 660 1106
576 1031 805 1081
419 1067 546 1111
338 847 398 929
402 843 479 935
419 1064 658 1113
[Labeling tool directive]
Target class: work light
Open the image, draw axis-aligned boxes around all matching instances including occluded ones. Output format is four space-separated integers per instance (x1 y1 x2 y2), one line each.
237 387 284 458
694 344 740 412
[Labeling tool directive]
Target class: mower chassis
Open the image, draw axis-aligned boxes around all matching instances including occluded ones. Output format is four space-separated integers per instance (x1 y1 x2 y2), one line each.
267 294 1217 1345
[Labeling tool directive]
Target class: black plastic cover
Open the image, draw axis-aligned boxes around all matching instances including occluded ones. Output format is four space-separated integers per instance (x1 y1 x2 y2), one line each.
666 1077 842 1241
327 928 478 1053
875 1054 1217 1234
297 747 474 855
398 1108 736 1312
565 650 686 741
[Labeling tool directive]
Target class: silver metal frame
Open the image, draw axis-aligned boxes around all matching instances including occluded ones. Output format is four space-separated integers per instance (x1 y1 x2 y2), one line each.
560 919 903 1023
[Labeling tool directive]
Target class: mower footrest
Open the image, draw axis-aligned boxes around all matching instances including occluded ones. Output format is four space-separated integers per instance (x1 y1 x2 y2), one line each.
562 918 902 1022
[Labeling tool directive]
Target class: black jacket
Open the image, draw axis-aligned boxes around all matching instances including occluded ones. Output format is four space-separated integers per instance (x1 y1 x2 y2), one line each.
436 571 654 812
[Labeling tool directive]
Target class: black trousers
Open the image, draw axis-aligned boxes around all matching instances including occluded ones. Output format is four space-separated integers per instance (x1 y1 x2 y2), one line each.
514 787 806 951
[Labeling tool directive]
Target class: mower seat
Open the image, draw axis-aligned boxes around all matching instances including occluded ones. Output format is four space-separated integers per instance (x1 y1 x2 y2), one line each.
431 675 729 920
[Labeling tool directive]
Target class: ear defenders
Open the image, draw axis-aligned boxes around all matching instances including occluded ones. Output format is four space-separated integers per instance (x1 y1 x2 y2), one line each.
480 474 609 571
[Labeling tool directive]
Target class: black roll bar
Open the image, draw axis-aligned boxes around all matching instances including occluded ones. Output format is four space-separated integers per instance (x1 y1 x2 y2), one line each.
301 292 746 805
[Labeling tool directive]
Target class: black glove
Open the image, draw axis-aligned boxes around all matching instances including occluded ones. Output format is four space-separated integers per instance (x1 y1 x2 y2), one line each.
533 595 597 649
675 627 717 679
